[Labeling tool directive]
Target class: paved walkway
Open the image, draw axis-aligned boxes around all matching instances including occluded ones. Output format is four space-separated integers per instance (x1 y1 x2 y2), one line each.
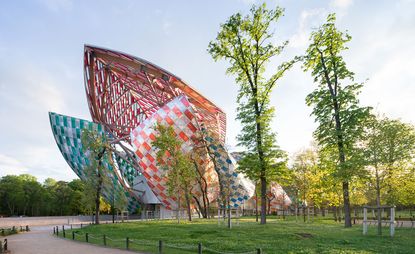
1 226 145 254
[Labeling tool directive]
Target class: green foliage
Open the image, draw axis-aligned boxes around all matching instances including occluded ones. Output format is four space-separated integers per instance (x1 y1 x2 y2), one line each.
363 116 415 205
208 2 296 224
302 13 371 227
81 128 122 223
0 174 91 216
289 147 344 209
81 129 113 188
303 13 371 179
152 124 196 222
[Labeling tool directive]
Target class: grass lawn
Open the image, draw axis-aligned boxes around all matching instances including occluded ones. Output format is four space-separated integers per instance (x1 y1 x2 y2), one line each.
61 216 415 254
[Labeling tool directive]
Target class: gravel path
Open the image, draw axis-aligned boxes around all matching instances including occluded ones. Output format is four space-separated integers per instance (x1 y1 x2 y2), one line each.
1 226 146 254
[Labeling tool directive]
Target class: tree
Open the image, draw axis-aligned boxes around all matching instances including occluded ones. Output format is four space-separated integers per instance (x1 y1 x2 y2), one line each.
81 128 113 224
53 181 72 216
291 148 325 221
363 116 415 234
42 178 57 215
0 175 24 215
208 3 296 224
189 135 213 219
302 13 371 227
201 130 237 227
152 124 196 223
68 179 87 215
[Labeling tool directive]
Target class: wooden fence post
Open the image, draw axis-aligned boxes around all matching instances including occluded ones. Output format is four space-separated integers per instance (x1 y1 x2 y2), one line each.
390 207 395 237
86 233 89 242
159 240 163 254
363 207 368 235
126 237 129 250
198 242 202 254
103 234 106 246
257 248 262 254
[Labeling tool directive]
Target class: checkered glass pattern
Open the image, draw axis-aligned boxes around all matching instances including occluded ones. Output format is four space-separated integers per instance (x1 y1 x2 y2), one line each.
130 95 202 210
49 112 140 212
204 135 255 208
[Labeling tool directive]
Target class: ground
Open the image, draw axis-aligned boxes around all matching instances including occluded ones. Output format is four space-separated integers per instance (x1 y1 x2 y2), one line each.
62 216 415 254
1 226 143 254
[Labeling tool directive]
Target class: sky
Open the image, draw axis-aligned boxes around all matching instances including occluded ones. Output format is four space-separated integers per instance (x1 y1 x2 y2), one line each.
0 0 414 183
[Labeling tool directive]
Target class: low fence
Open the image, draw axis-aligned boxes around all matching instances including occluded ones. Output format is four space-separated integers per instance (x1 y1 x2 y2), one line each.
53 225 262 254
1 225 30 236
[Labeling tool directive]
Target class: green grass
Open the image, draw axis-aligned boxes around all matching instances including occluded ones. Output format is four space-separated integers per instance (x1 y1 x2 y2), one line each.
61 216 415 254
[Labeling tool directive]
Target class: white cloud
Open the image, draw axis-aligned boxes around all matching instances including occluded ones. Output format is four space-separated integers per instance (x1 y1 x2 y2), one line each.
27 77 66 113
289 9 327 49
330 0 353 9
162 21 172 35
361 50 415 124
346 3 415 125
0 154 28 176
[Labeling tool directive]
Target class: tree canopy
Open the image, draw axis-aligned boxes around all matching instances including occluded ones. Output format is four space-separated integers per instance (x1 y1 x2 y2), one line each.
208 2 295 225
302 13 371 227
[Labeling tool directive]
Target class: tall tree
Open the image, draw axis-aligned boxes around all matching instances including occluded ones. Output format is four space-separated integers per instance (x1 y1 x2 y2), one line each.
208 3 296 224
81 128 113 224
152 124 196 223
303 13 371 227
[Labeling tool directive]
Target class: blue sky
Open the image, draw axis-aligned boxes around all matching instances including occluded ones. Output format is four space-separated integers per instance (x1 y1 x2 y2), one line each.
1 0 414 182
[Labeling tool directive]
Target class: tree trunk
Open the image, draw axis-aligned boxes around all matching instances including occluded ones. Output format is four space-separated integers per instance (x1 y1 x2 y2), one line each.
303 205 306 223
282 193 286 219
185 193 192 222
193 196 206 219
333 206 337 222
95 174 103 225
260 176 267 224
206 194 211 219
177 193 181 224
320 52 352 228
375 166 382 235
342 182 351 227
253 94 266 225
255 190 259 222
193 160 209 218
227 196 231 229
